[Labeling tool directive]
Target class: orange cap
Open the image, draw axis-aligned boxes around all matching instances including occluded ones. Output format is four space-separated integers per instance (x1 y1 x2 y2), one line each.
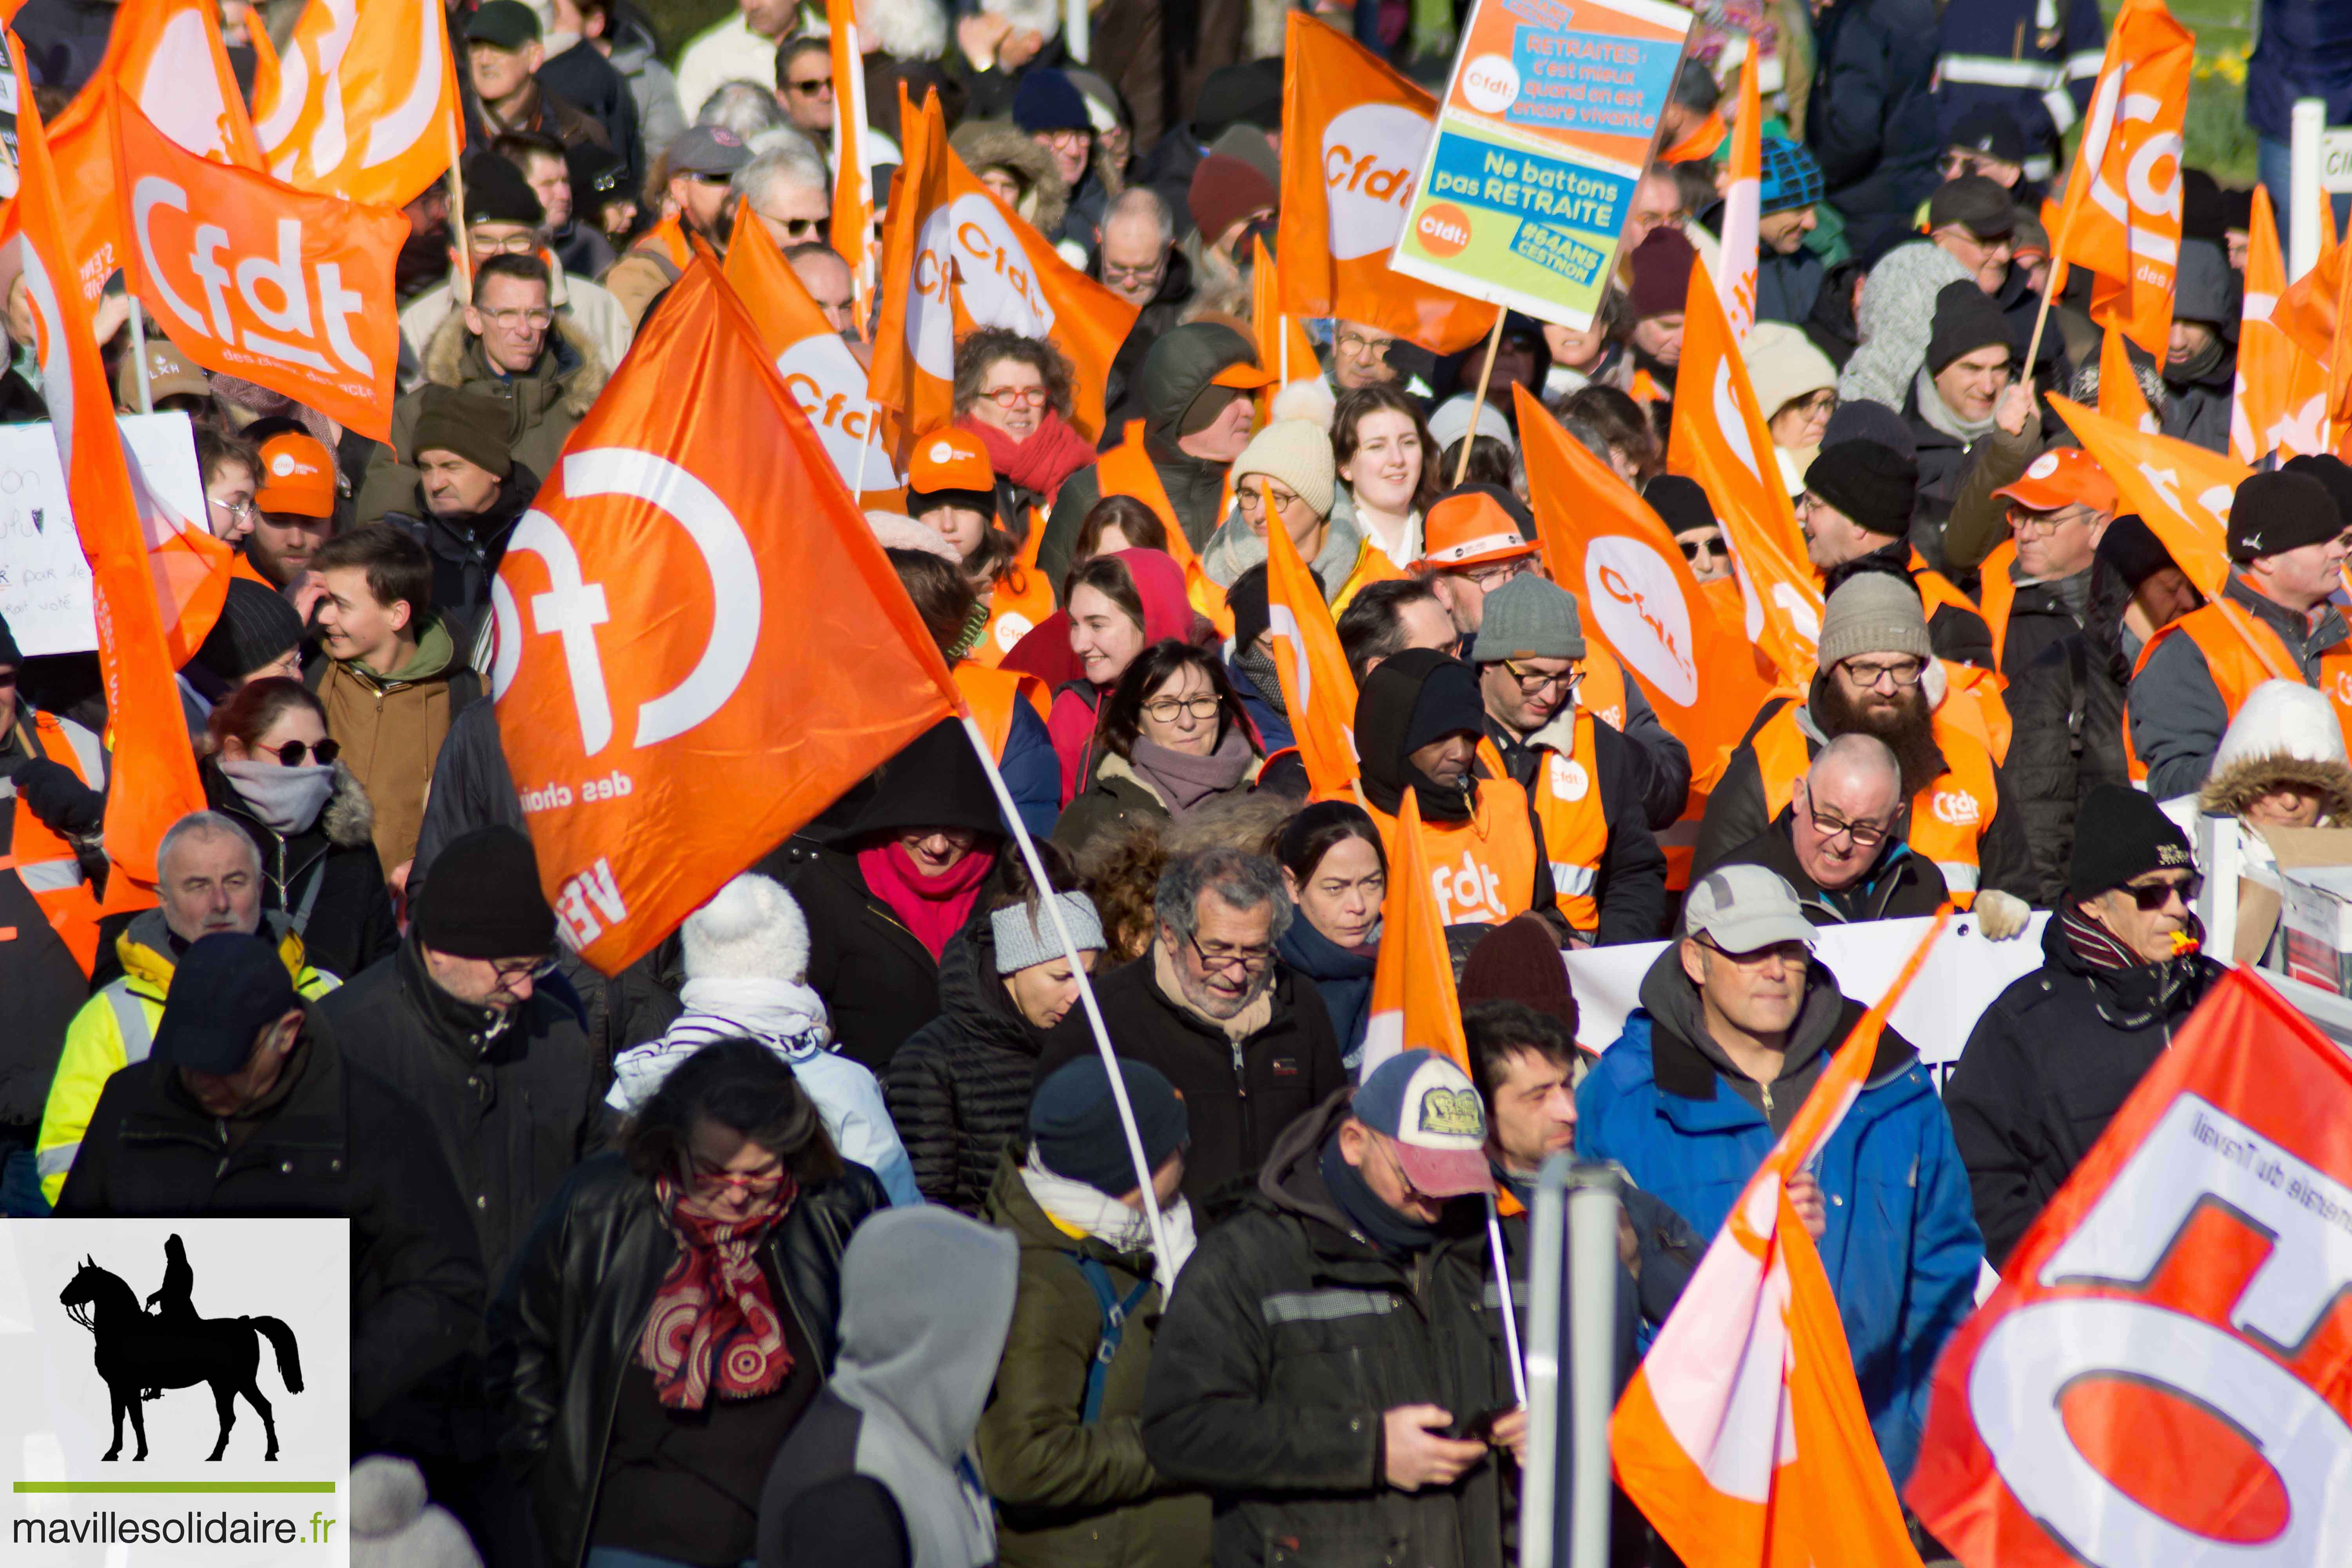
1991 445 2118 515
254 432 336 518
907 427 994 494
1417 491 1537 570
1210 357 1275 390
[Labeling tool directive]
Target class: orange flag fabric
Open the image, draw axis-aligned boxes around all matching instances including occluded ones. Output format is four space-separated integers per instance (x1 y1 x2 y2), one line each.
724 220 906 494
871 89 1137 447
112 90 406 441
829 0 877 313
1276 12 1496 355
1515 384 1771 796
1667 260 1820 683
1909 967 2352 1566
2049 393 2241 599
4 28 213 884
2095 330 2157 433
1717 58 1762 343
2235 185 2331 463
2047 0 2193 357
1357 783 1471 1078
252 0 464 209
1259 481 1360 799
492 259 960 974
1612 912 1949 1568
1251 233 1320 402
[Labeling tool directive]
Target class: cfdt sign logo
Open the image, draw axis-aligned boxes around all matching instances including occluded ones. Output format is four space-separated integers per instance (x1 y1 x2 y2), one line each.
0 1219 350 1565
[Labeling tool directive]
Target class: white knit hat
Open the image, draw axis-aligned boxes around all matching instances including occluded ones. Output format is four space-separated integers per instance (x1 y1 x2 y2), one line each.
1744 321 1837 422
866 509 960 565
2212 680 2351 773
1230 419 1337 518
683 873 812 982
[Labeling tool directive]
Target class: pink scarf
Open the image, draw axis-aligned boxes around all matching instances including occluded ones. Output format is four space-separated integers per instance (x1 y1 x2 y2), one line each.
857 840 997 959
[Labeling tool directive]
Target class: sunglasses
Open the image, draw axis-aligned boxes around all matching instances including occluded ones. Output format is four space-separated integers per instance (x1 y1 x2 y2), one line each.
269 738 339 766
786 75 833 96
1677 532 1724 561
2124 875 2201 910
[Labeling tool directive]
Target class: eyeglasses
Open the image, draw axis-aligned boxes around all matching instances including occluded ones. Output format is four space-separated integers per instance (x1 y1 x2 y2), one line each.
786 74 833 96
1101 258 1165 287
1785 390 1837 418
690 169 736 186
483 307 554 330
1802 799 1889 849
268 737 340 767
209 496 254 523
2124 874 2201 910
1498 659 1581 697
1335 329 1397 358
1460 557 1533 590
2009 506 2098 537
1037 128 1091 149
1185 929 1273 974
469 230 539 254
764 212 831 241
1840 657 1925 690
1677 532 1724 561
981 384 1049 408
1142 694 1223 723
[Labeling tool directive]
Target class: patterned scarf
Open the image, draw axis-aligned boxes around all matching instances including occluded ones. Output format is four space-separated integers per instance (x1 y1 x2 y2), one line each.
636 1174 799 1410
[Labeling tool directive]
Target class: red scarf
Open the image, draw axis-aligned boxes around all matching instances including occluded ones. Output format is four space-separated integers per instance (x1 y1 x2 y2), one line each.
858 839 996 959
960 408 1097 502
636 1174 798 1409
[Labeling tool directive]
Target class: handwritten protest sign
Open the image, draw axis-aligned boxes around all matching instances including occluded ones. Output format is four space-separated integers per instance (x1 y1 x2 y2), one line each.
0 413 207 655
1390 0 1691 328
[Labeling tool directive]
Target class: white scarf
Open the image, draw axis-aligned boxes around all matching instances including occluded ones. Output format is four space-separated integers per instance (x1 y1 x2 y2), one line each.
1021 1151 1198 1283
220 759 336 835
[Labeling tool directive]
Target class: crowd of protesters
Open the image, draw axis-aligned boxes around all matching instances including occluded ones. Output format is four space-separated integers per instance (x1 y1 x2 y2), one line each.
3 0 2352 1564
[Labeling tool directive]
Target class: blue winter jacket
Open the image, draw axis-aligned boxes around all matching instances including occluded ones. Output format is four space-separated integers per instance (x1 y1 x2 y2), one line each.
1000 698 1061 841
2249 1 2352 142
1576 998 1982 1485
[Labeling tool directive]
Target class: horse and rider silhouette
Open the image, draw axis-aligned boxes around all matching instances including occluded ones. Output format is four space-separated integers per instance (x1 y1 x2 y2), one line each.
60 1237 303 1462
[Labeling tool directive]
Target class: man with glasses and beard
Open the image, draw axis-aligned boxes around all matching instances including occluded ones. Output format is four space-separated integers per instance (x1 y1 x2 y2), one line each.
1034 848 1345 1205
1710 733 1952 925
1693 575 2033 935
603 125 751 326
1944 787 2223 1269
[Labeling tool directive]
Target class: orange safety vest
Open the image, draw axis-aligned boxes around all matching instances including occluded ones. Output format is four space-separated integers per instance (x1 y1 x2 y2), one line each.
1938 659 2012 767
1366 775 1541 927
2132 595 2352 763
1907 547 1993 669
976 565 1056 668
1747 695 2000 902
1095 421 1234 635
1329 536 1404 614
953 662 1050 762
1515 713 1610 931
9 711 107 974
642 215 693 274
1975 540 2020 672
229 553 274 588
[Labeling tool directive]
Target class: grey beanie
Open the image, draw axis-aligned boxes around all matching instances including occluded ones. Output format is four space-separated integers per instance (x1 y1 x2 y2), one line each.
992 891 1106 973
1815 573 1931 677
1470 572 1586 662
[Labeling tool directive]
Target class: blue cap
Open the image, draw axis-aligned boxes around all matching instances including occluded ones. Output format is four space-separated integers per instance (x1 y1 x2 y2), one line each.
154 933 299 1075
1350 1050 1493 1197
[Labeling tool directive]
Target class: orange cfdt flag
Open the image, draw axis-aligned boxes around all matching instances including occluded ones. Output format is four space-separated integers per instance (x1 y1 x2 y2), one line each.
1251 232 1320 407
1276 11 1496 354
1358 782 1471 1078
1259 480 1361 800
2096 330 2158 433
829 0 877 314
491 259 960 974
111 92 405 441
1514 383 1769 795
252 0 464 209
1668 259 1820 683
2048 0 2193 357
2048 393 2241 599
871 87 1136 447
1612 912 1949 1568
2235 185 2331 463
1717 58 1762 342
4 28 213 885
724 215 906 496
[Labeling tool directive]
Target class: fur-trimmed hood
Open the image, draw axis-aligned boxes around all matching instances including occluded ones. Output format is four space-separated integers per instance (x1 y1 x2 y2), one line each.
2197 678 2352 824
419 308 609 419
2198 752 2352 825
321 762 376 849
948 119 1068 241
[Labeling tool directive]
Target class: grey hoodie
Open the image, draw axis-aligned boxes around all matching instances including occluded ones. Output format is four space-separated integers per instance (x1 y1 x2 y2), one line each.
1198 505 1368 600
1837 241 1975 414
1635 944 1851 1134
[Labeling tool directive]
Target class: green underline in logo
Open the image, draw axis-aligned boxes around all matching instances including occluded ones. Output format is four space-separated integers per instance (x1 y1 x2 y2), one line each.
13 1482 338 1494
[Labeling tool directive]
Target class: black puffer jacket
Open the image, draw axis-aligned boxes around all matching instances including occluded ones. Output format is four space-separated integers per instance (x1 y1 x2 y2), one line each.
2002 563 2138 905
201 756 399 985
489 1152 889 1568
1942 916 2223 1268
883 922 1047 1216
1140 1093 1512 1568
377 459 542 657
1709 808 1950 925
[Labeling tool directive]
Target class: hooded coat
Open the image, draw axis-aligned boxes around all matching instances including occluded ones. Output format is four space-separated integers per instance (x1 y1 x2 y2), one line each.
200 755 399 985
1038 548 1203 804
1138 1090 1515 1568
1577 947 1981 1484
1836 241 1975 414
2003 561 2142 902
1102 247 1198 421
2157 241 2240 457
1039 325 1265 589
950 121 1073 244
2195 679 2352 824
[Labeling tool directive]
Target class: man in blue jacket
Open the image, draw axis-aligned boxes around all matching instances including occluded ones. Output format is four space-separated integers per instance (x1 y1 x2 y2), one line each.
1574 864 1980 1486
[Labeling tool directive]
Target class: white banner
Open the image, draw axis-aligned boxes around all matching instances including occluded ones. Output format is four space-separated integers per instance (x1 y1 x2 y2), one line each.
0 1218 350 1565
1564 914 2051 1087
0 412 208 656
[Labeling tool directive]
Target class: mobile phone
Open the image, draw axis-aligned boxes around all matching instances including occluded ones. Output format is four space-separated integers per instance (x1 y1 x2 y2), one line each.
1452 1403 1516 1443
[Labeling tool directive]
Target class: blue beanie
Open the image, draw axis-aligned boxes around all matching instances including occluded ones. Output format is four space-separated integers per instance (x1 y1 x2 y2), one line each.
1030 1056 1188 1198
1013 69 1093 135
1758 138 1824 215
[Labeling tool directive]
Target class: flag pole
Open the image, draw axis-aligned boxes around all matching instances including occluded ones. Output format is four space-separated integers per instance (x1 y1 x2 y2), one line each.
958 713 1177 1269
127 300 152 416
1486 1194 1529 1404
1454 309 1508 488
446 113 473 300
853 407 878 496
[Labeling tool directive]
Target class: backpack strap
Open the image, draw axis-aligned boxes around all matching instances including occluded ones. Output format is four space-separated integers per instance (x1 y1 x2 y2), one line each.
1073 1256 1153 1425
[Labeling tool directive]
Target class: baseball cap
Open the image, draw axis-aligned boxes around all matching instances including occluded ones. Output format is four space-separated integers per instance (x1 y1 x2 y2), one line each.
1209 358 1274 390
1417 487 1537 570
1350 1049 1494 1198
153 933 299 1076
1428 393 1516 455
908 427 993 494
116 338 210 407
1992 446 2119 514
1683 865 1816 953
1927 175 2016 241
254 432 336 518
668 124 751 178
464 0 541 49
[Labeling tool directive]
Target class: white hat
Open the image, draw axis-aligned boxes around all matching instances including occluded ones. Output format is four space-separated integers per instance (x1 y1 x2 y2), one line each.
1428 393 1517 455
1683 864 1816 952
684 873 812 982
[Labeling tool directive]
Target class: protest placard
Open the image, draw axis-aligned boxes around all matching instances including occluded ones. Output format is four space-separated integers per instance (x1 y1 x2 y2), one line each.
1389 0 1691 328
0 413 207 656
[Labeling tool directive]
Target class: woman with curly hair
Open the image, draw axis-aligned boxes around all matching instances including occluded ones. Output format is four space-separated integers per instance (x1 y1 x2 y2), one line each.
953 328 1100 523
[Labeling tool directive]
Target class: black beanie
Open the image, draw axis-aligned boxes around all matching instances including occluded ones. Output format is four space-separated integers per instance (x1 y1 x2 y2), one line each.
2281 454 2352 538
2069 784 2195 901
1804 439 1918 537
0 607 18 666
193 579 305 682
461 152 545 229
2228 470 2343 562
1642 474 1715 534
1925 279 2013 376
412 826 558 958
2093 514 2180 590
1030 1056 1189 1197
2180 168 2226 244
1403 657 1486 754
1224 561 1323 652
